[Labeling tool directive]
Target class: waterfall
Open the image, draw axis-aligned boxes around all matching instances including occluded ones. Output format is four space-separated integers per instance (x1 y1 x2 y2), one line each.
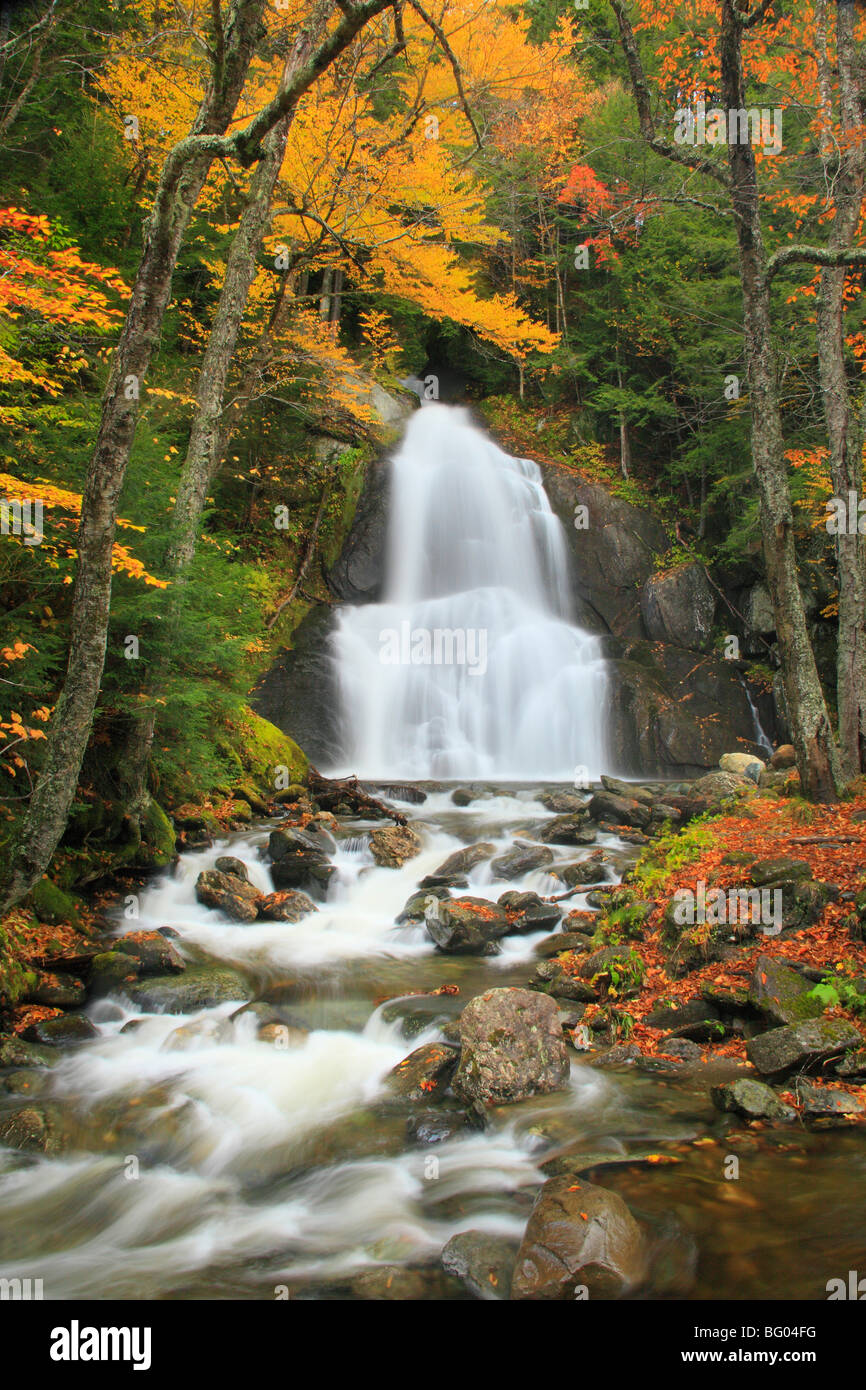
329 404 608 779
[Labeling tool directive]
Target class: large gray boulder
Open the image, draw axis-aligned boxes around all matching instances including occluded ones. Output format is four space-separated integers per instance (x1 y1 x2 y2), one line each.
511 1177 646 1299
452 987 570 1105
746 1017 862 1079
424 897 510 954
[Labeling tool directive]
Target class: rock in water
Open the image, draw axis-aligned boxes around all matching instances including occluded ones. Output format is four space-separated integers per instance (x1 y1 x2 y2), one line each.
490 841 554 879
195 869 262 921
453 987 569 1105
424 896 510 953
369 825 421 867
710 1078 797 1122
746 1017 862 1079
511 1177 646 1299
257 890 318 922
384 1043 460 1102
419 842 495 887
441 1231 518 1300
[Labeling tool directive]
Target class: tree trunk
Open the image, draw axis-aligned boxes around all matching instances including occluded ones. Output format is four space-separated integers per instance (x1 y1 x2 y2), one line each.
815 0 866 780
719 0 840 800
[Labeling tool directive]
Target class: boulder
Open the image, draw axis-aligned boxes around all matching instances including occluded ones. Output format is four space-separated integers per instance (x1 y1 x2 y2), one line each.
419 842 495 886
214 856 249 881
124 963 248 1013
267 826 335 898
497 891 561 933
600 775 655 805
554 859 609 887
424 896 510 954
747 954 823 1027
195 869 262 922
395 887 449 924
541 814 598 844
750 858 812 887
536 790 590 814
369 825 421 868
531 956 598 1002
770 744 796 770
441 1231 518 1300
511 1177 646 1300
719 752 766 782
746 1017 862 1079
691 770 758 807
257 890 318 922
796 1080 865 1127
88 951 140 996
22 1014 99 1047
384 1042 460 1102
641 563 716 651
490 841 554 879
589 791 650 829
112 930 186 975
453 987 570 1105
26 971 86 1008
710 1078 797 1122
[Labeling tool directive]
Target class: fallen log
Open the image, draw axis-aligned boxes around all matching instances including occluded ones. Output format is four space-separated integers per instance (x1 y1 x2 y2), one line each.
307 768 408 825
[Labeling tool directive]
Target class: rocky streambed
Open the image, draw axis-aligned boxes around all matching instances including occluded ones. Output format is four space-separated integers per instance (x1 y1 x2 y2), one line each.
1 775 865 1300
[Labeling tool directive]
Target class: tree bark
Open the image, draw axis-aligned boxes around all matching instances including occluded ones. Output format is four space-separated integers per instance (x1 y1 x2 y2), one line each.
815 0 866 779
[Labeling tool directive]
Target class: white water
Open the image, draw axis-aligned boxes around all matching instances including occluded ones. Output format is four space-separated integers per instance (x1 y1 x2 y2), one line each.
330 405 609 779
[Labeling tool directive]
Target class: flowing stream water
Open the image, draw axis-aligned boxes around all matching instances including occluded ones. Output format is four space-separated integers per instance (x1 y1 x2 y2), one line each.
1 407 862 1300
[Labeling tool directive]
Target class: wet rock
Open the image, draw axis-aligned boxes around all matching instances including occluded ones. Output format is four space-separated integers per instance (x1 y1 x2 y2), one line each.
195 868 261 922
112 930 186 975
589 791 650 829
214 855 249 881
747 954 823 1027
395 887 450 924
258 1022 310 1047
257 890 318 923
0 1104 66 1154
370 783 427 805
88 951 140 996
646 998 720 1030
586 1043 643 1069
22 1014 99 1047
497 891 561 933
533 932 594 959
125 963 248 1013
530 956 598 1002
380 992 460 1039
420 843 496 887
554 859 609 887
661 1018 726 1044
369 824 422 868
267 826 335 898
750 858 812 887
347 1266 464 1300
537 790 589 814
541 814 597 845
600 775 654 806
710 1078 797 1122
451 786 485 807
719 753 766 782
796 1081 865 1127
511 1177 646 1300
384 1042 460 1101
658 1037 704 1061
490 841 554 880
0 1068 50 1097
0 1035 58 1069
406 1108 477 1146
746 1017 862 1079
424 896 510 953
453 987 570 1106
26 971 86 1008
163 1016 233 1050
441 1230 518 1300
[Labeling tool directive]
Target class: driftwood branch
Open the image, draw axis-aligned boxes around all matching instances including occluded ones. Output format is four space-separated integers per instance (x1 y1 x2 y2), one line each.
308 768 408 824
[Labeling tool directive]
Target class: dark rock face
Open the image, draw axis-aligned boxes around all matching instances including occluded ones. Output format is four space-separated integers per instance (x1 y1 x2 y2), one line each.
541 467 670 637
251 604 341 768
267 826 335 898
511 1177 646 1300
424 897 510 953
641 563 716 651
490 841 554 879
326 456 390 602
497 891 562 932
453 987 570 1105
195 869 262 922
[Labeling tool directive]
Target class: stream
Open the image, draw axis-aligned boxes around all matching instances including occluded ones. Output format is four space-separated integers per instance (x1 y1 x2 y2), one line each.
1 786 863 1301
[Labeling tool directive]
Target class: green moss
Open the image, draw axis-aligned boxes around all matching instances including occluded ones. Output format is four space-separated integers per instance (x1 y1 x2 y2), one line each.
138 799 177 869
28 876 82 927
232 707 308 794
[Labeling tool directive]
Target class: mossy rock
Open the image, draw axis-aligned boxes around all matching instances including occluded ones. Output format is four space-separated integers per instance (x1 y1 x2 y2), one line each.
219 708 308 797
28 876 82 927
136 799 177 870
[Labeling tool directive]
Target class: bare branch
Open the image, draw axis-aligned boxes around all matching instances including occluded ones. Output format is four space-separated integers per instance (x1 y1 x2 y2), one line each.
405 0 483 150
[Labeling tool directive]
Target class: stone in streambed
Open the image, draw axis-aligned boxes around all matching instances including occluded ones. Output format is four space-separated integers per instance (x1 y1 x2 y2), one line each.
441 1231 518 1300
369 824 421 867
396 886 450 924
536 790 590 814
257 890 317 922
0 1035 58 1069
530 956 598 1002
747 954 824 1027
497 890 561 932
25 971 86 1008
600 775 655 806
746 1017 862 1079
533 932 594 959
589 790 651 829
267 825 335 898
88 951 140 996
125 962 248 1013
540 814 597 845
711 1078 797 1122
795 1080 865 1127
511 1176 646 1300
419 842 495 887
22 1014 98 1047
424 896 509 953
453 987 570 1106
384 1042 460 1102
554 859 609 887
112 930 186 975
489 841 554 879
195 868 261 921
214 855 249 881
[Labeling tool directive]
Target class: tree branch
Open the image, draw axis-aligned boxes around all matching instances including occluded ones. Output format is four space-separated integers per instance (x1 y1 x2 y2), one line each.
405 0 483 150
738 0 776 30
608 0 732 189
767 243 866 280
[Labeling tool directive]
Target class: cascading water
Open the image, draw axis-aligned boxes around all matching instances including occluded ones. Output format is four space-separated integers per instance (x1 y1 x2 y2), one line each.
330 404 608 779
